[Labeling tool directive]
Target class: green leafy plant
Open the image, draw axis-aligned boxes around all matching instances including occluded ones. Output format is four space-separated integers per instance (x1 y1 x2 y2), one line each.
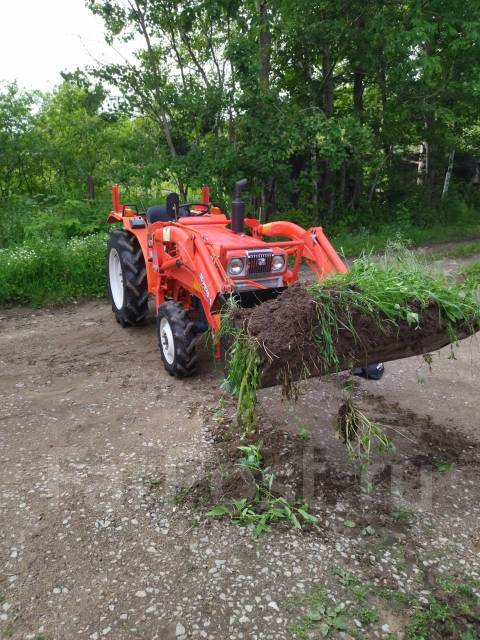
0 233 107 306
335 568 359 587
207 443 318 536
298 428 311 441
358 607 379 624
288 591 350 638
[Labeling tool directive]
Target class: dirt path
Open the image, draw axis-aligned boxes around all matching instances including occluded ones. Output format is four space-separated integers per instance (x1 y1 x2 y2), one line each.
1 277 480 638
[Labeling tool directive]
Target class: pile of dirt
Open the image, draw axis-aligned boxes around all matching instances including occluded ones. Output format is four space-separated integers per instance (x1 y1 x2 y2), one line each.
237 284 474 388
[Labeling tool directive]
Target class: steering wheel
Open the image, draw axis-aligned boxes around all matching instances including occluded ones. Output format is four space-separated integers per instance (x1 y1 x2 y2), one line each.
179 202 210 217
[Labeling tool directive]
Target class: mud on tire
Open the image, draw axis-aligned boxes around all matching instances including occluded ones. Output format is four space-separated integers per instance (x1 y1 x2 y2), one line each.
107 229 149 326
157 301 199 377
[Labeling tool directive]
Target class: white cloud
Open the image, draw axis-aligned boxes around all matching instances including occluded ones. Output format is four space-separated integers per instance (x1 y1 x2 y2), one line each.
0 0 123 90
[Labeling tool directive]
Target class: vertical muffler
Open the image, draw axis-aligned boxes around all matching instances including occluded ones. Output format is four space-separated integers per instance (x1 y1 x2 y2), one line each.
231 179 248 233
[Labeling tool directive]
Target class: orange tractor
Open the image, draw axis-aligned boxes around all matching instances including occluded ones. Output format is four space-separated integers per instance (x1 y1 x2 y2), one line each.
106 180 348 377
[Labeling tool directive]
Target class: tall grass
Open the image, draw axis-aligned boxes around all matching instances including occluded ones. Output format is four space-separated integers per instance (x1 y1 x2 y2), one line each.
307 254 480 369
0 233 107 306
224 250 480 428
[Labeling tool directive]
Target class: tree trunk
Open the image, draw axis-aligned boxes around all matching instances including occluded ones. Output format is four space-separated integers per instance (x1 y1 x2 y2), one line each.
353 69 365 115
417 142 429 186
322 48 334 117
321 49 335 214
442 151 455 199
256 0 271 90
311 146 319 222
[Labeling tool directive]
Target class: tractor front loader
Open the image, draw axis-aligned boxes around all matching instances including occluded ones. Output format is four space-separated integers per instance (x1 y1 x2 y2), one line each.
106 179 348 377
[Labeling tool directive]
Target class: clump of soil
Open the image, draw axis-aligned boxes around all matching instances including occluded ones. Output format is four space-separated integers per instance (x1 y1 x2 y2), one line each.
236 284 473 389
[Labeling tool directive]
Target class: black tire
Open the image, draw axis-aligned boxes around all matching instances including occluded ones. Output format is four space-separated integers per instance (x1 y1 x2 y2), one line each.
157 301 199 377
107 229 148 327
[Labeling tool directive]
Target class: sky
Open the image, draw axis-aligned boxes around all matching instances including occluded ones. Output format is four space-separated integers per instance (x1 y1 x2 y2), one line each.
0 0 123 91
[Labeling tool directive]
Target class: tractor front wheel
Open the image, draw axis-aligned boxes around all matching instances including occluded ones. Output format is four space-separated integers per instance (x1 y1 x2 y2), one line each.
107 229 148 326
157 301 199 377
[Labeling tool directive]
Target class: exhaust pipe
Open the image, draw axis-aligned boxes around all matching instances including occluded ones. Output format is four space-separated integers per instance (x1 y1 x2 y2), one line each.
231 179 248 233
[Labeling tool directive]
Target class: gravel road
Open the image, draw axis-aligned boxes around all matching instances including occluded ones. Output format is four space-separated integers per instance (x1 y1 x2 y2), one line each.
1 271 480 639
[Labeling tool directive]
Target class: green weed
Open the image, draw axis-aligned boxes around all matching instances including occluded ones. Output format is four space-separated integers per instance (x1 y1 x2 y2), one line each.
433 460 454 472
207 443 318 536
335 568 359 587
307 254 480 374
336 398 396 469
221 302 260 432
358 607 379 624
298 428 311 441
463 262 480 290
0 233 107 306
288 591 350 638
424 241 480 262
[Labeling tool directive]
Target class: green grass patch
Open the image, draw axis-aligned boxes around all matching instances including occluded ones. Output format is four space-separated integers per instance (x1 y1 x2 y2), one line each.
287 590 350 638
424 241 480 262
334 224 480 258
463 262 480 290
0 233 107 306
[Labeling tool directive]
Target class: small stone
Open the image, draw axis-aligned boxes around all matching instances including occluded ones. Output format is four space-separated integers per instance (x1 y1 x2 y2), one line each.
176 622 186 636
268 601 279 612
135 590 147 598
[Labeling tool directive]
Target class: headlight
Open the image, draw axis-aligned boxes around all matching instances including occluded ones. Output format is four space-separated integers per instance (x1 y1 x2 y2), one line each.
228 257 245 276
272 254 285 272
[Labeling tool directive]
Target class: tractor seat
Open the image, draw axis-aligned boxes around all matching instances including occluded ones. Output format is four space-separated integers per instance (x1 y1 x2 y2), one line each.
146 205 173 224
147 204 192 223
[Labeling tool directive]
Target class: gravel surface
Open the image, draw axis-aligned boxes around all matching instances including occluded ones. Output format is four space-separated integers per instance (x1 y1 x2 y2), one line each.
1 263 480 639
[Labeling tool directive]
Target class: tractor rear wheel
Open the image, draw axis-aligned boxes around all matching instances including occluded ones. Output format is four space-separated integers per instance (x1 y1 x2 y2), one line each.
107 229 148 326
157 301 199 377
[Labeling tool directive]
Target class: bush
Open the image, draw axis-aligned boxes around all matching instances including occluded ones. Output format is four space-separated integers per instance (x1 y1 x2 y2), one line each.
0 233 107 306
0 195 110 249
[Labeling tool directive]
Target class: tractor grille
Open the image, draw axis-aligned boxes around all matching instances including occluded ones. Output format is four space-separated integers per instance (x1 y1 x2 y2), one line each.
247 251 273 274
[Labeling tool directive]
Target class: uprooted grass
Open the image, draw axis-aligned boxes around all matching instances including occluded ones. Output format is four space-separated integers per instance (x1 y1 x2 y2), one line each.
307 253 480 371
207 442 319 536
221 298 260 431
223 249 480 463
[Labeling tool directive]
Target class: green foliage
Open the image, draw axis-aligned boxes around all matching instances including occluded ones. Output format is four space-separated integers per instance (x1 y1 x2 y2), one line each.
288 591 350 639
221 305 260 431
358 607 379 625
2 0 480 308
463 262 480 290
207 443 318 536
0 234 107 306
